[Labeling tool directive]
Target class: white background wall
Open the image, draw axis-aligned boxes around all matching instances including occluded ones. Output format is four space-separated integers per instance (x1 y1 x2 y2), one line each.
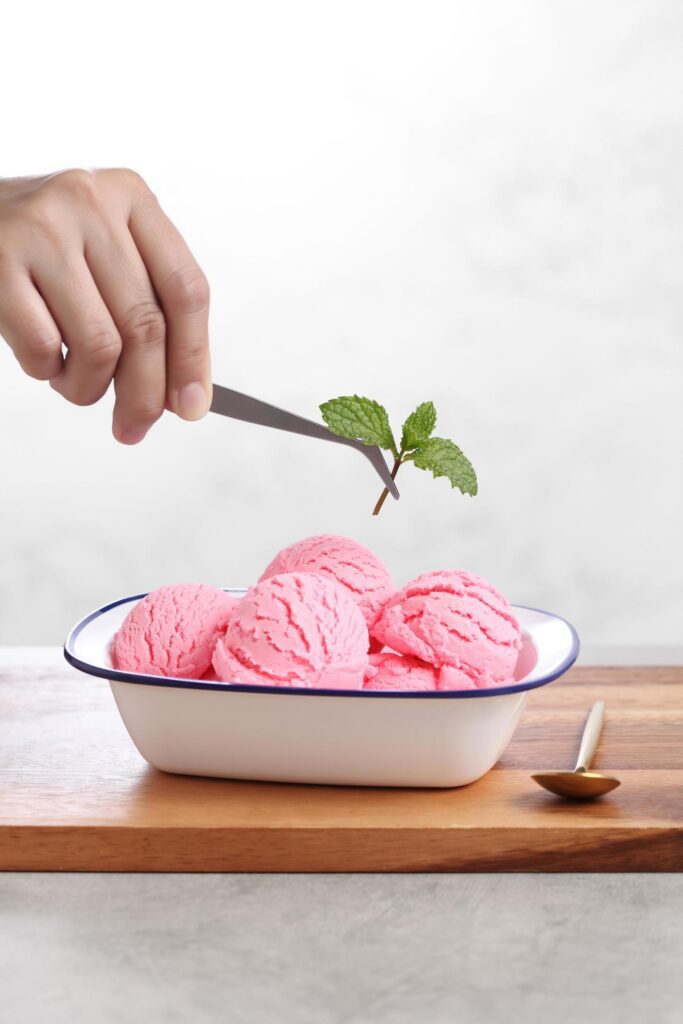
1 0 681 653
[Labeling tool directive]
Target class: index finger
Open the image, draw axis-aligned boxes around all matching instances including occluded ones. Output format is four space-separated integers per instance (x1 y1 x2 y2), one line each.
128 193 212 421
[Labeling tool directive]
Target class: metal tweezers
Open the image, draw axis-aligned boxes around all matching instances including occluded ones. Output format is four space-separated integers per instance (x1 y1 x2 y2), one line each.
210 385 399 499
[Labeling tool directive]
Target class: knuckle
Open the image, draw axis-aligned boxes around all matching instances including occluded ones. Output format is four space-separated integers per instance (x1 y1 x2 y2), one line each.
173 339 208 368
166 266 210 314
23 329 62 363
63 388 102 408
82 326 122 369
127 178 158 215
29 366 58 382
120 301 166 347
21 194 63 238
116 167 149 193
127 396 165 425
97 167 155 209
51 168 99 206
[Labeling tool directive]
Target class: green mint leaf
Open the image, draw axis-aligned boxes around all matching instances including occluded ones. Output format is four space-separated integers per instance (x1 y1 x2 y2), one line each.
401 401 437 451
409 437 478 495
320 395 397 455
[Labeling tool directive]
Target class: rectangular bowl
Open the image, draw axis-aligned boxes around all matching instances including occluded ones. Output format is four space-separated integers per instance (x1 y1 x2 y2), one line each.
65 595 579 788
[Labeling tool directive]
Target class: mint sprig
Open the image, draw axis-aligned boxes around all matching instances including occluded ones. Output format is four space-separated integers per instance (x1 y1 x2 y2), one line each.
401 400 436 451
320 395 477 515
319 395 398 458
408 437 478 495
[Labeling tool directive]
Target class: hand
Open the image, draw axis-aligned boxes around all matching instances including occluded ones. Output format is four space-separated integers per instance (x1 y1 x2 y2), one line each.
0 169 212 443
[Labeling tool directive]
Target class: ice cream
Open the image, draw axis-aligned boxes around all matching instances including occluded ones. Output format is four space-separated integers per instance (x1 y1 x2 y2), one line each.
112 583 239 679
363 652 440 691
371 570 521 688
111 540 522 694
212 571 369 689
259 534 394 631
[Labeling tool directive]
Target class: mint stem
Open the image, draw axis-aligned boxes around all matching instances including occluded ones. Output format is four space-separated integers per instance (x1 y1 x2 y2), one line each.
372 453 404 516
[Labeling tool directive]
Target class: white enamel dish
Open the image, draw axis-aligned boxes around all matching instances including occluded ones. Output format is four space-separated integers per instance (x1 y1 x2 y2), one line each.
64 593 579 788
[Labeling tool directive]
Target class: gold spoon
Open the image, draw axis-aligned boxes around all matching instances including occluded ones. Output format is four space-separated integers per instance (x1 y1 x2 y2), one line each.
532 699 621 799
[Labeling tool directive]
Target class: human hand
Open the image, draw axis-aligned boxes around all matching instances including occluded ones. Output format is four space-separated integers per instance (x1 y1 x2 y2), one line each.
0 169 212 443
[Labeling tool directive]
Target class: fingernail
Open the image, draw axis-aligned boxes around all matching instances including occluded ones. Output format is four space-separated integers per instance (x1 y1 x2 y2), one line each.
177 382 210 421
119 426 148 445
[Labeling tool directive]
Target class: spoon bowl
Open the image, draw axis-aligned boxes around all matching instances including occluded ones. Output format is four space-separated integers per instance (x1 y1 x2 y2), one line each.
531 699 621 800
532 768 621 799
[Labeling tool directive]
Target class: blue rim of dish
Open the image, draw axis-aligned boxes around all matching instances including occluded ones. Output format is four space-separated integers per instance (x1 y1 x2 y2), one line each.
63 592 580 700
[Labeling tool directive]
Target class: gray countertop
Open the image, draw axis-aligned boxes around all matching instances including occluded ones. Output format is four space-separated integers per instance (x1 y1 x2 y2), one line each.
2 873 682 1024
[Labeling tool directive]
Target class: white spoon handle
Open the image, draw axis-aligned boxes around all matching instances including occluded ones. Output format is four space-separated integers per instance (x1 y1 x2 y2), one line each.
575 700 605 772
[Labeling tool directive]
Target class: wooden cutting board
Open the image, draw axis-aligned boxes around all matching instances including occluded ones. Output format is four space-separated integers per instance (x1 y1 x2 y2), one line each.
1 650 681 871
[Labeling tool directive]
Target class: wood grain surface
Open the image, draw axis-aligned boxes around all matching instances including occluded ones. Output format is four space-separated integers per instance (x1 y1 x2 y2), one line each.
1 651 681 871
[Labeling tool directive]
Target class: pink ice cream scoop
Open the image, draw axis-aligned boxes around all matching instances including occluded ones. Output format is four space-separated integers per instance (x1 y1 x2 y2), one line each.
371 570 521 689
259 534 394 631
363 652 440 691
212 571 369 689
112 583 239 680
